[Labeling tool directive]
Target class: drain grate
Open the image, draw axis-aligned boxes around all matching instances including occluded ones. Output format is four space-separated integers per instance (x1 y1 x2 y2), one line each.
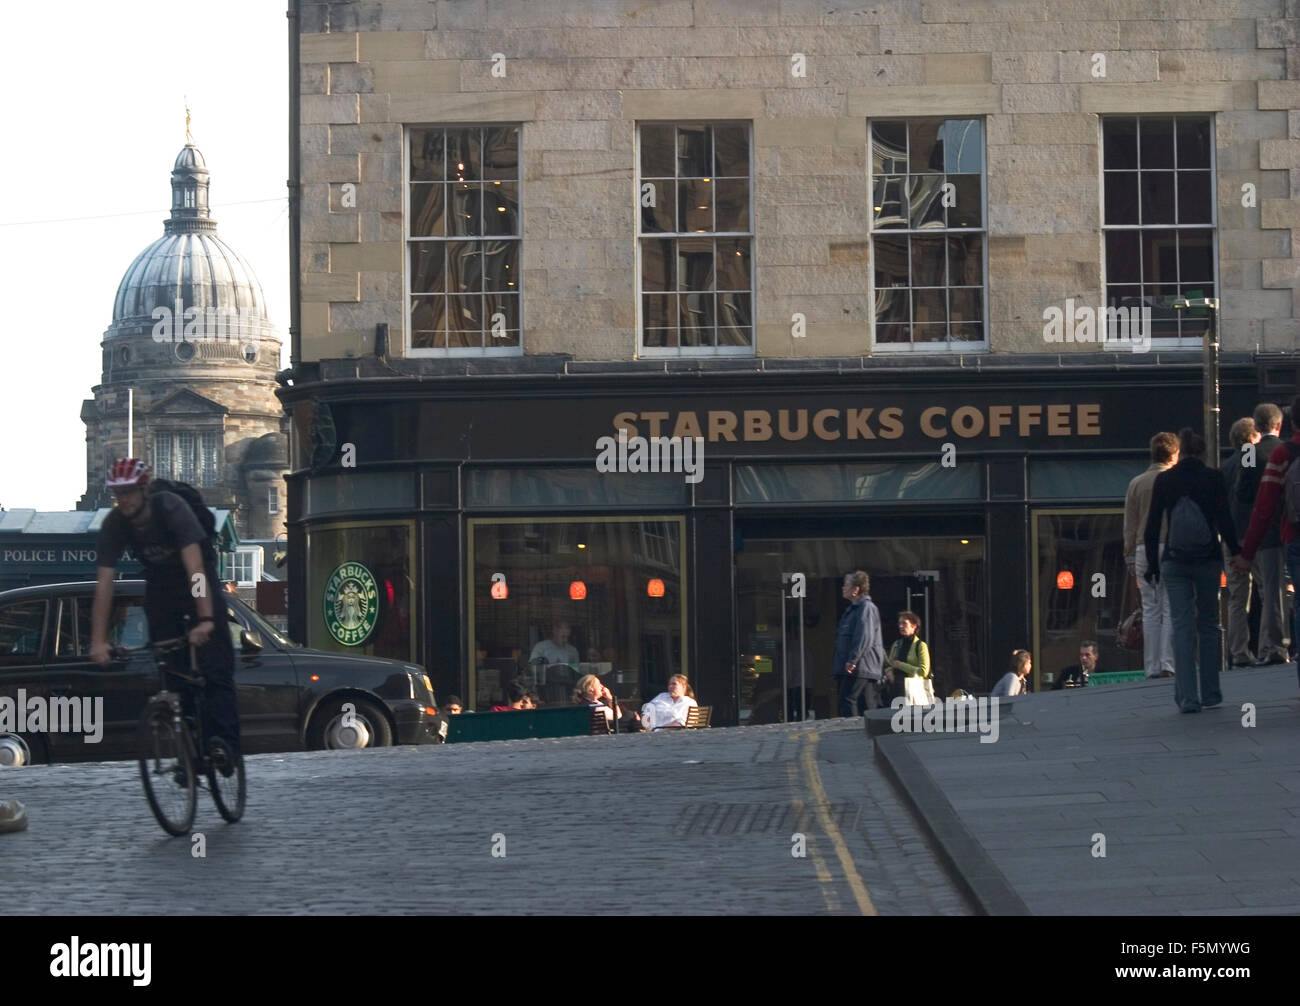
671 801 861 837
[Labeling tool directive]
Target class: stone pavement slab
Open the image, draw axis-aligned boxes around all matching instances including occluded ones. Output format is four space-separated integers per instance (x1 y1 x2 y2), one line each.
874 666 1300 915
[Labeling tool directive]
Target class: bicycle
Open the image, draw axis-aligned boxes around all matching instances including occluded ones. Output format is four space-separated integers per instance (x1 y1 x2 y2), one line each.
120 636 246 836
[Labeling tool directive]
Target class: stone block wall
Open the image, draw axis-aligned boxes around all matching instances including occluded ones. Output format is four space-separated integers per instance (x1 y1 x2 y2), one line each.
298 0 1299 359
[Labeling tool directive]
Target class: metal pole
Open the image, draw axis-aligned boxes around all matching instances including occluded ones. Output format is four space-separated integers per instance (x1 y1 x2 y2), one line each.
779 585 788 723
127 388 133 457
1204 304 1220 463
798 596 806 722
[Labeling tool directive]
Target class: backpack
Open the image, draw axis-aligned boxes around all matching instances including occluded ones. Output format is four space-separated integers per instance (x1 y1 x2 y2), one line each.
1164 494 1216 562
149 479 218 562
1284 443 1300 528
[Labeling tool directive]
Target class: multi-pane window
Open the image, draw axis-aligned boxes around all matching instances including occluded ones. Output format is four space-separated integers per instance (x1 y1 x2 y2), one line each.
407 125 521 353
1102 116 1215 340
154 430 219 486
870 118 987 349
268 486 279 515
199 432 219 486
638 123 753 353
154 432 173 480
231 547 262 587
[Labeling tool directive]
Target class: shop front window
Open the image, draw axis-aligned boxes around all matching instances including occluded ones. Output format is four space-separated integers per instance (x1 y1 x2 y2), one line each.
306 521 416 663
469 518 686 712
1033 509 1142 688
735 536 985 723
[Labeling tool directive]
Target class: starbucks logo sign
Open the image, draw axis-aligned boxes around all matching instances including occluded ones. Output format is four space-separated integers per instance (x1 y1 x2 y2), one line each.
323 562 378 646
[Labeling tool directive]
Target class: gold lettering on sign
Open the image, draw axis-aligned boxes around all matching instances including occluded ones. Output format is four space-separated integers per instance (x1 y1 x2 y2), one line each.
709 411 738 442
614 412 638 435
921 407 947 438
951 406 984 438
1078 404 1100 435
672 412 703 439
988 405 1012 437
1047 404 1070 436
879 407 903 439
813 409 840 440
778 409 808 440
846 408 874 440
744 410 772 441
1018 405 1042 437
641 411 670 437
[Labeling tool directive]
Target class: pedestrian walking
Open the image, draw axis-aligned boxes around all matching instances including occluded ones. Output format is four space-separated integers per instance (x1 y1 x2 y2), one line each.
1220 416 1261 667
1144 429 1241 713
832 570 885 717
1234 402 1291 664
1233 393 1300 686
1124 431 1180 677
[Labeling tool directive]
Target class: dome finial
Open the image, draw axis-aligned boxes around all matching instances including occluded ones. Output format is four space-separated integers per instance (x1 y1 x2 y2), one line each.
185 98 192 144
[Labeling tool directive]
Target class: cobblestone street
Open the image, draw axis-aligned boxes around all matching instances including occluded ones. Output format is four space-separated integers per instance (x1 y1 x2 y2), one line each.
0 719 973 915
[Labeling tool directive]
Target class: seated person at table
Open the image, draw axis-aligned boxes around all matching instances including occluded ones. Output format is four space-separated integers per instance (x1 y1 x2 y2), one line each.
1054 640 1099 689
491 680 530 711
524 691 541 709
529 621 580 669
640 674 698 731
573 673 633 726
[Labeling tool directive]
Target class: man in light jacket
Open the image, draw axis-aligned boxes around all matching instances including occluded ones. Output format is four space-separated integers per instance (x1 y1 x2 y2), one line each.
1124 431 1179 678
832 570 885 717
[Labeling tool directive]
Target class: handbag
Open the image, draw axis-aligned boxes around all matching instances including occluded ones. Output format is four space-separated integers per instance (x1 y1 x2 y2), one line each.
1118 574 1143 651
898 637 937 705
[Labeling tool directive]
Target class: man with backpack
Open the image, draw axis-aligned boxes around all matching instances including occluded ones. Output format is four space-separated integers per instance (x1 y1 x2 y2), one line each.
1233 403 1290 665
88 458 242 763
1143 429 1241 713
1233 394 1300 685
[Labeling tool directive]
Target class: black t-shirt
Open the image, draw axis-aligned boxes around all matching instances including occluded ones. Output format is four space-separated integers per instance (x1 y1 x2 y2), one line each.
96 492 215 600
1054 664 1090 689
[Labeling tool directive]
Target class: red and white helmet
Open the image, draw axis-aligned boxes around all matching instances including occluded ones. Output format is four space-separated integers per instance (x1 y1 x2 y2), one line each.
105 458 150 488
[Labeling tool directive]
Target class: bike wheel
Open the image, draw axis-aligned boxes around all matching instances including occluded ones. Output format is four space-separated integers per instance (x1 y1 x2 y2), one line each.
137 705 196 837
206 737 245 823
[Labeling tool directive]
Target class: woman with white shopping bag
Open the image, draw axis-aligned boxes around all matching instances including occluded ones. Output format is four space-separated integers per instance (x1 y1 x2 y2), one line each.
886 611 935 705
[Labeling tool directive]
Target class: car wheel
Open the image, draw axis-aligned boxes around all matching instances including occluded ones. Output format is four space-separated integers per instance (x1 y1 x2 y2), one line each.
309 697 393 750
0 734 32 767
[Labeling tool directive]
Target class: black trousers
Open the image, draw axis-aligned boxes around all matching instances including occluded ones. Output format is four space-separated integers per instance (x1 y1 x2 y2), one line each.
147 590 242 759
837 674 881 717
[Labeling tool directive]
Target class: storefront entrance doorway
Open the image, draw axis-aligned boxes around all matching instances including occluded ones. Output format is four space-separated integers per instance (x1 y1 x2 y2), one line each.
736 535 985 723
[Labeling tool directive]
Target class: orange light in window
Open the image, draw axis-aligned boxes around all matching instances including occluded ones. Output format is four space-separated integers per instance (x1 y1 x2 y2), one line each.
1220 570 1228 588
310 674 320 682
1056 571 1075 590
647 578 665 598
491 579 508 600
569 580 587 600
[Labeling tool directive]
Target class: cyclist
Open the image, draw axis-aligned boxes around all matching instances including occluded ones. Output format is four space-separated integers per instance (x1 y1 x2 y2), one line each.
89 458 242 768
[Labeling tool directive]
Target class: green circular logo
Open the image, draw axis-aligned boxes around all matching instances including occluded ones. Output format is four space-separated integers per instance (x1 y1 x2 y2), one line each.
323 561 379 646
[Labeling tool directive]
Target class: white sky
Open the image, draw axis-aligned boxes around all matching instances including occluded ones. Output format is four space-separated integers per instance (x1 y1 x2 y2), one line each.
0 0 289 512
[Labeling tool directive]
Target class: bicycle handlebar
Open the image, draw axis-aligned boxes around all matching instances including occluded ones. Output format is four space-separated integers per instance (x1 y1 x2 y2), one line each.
109 637 191 661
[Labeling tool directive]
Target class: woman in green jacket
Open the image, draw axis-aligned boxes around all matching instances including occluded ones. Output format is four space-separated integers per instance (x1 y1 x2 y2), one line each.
886 610 932 702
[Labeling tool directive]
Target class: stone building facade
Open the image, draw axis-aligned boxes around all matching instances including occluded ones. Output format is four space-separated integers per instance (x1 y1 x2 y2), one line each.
81 142 290 550
280 0 1300 720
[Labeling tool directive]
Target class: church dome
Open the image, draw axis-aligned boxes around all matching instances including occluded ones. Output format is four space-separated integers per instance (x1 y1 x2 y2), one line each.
109 143 272 333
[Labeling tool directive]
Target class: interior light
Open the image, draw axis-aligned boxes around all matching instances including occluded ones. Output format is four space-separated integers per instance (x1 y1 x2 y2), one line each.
960 539 970 544
1056 571 1075 590
570 580 587 600
647 578 665 597
497 206 506 212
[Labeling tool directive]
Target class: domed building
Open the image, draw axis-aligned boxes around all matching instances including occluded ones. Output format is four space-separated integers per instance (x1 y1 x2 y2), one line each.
79 137 288 576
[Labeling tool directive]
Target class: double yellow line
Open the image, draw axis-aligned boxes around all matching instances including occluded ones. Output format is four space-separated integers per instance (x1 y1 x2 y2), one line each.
793 729 877 915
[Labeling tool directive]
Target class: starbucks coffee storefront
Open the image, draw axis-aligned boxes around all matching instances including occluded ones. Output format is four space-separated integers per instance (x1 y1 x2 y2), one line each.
278 357 1269 724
